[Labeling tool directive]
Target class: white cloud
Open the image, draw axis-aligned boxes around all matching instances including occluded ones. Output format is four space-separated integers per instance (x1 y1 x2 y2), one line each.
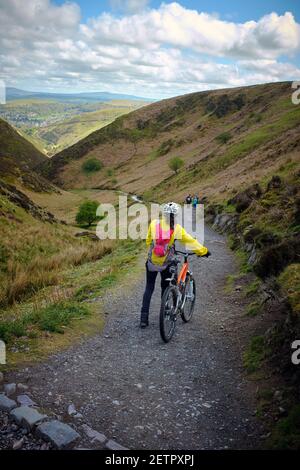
82 3 300 59
0 0 299 98
0 0 80 40
110 0 150 14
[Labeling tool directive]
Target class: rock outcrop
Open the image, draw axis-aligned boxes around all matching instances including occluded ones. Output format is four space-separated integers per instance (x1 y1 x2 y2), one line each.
0 180 60 223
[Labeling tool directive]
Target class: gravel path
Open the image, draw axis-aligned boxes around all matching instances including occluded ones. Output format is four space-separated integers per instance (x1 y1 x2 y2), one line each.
6 226 262 449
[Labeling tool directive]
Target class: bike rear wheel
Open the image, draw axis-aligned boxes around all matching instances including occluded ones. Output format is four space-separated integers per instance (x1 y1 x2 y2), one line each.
160 286 177 343
181 274 196 323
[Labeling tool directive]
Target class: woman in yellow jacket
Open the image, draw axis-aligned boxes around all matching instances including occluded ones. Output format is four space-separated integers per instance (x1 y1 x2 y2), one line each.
140 202 210 328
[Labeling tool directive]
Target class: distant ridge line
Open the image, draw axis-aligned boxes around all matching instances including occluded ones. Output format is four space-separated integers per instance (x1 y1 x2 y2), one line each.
5 87 154 103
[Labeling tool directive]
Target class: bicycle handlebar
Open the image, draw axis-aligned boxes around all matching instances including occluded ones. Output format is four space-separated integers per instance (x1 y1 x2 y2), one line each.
175 250 212 259
175 250 197 256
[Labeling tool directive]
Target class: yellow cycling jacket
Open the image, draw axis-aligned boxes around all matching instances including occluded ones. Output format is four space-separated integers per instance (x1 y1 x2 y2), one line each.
146 219 208 266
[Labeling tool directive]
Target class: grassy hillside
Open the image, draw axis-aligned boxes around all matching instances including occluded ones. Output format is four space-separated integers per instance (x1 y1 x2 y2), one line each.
0 118 46 169
0 118 55 192
204 163 300 449
0 176 143 366
40 82 299 199
0 114 144 366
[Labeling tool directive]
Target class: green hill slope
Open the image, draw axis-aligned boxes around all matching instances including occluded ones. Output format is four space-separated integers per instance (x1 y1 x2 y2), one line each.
0 118 46 169
0 118 54 191
39 82 299 203
0 116 140 364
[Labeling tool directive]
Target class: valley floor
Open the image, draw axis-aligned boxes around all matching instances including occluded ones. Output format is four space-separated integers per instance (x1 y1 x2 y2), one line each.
2 226 263 449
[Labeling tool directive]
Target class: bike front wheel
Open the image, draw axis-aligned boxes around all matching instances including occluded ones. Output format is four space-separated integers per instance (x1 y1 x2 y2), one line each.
160 286 178 343
181 274 196 323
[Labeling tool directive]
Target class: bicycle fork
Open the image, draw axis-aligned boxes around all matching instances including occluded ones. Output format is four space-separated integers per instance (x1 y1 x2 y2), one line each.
181 277 195 309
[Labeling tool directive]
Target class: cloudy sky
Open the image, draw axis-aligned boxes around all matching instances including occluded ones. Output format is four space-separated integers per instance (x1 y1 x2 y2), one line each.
0 0 300 98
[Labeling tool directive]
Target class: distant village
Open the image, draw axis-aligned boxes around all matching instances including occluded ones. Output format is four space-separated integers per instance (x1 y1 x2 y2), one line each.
0 109 62 128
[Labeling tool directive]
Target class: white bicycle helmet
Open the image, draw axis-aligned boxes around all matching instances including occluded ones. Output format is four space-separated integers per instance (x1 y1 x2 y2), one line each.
162 202 180 216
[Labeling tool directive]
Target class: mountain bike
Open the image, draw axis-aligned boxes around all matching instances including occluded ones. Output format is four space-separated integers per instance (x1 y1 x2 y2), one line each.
159 250 197 343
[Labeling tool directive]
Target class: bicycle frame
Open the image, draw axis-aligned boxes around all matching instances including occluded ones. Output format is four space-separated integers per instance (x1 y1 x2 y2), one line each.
166 251 195 313
160 250 197 342
177 258 189 285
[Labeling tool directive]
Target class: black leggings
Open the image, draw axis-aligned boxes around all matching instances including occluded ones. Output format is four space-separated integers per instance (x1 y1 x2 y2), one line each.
141 262 172 314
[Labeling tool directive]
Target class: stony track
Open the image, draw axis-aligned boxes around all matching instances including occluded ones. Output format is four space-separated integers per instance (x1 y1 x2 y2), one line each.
4 226 262 449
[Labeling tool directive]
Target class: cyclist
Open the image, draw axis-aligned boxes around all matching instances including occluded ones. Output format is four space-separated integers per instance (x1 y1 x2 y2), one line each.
140 202 210 328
